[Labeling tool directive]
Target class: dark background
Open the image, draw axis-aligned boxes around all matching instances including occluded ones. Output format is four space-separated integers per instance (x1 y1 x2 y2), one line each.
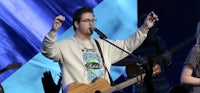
138 0 199 86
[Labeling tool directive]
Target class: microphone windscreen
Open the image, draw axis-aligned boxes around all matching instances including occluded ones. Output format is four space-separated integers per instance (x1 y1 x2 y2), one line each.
90 26 96 31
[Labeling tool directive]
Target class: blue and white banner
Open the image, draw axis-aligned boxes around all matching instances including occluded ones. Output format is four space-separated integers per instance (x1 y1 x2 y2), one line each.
0 0 137 93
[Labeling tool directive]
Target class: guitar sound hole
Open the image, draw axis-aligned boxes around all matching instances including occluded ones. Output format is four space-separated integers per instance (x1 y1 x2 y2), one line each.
95 90 101 93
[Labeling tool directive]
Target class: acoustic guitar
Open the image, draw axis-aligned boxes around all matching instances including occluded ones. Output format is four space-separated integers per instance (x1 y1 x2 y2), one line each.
67 73 145 93
126 35 195 78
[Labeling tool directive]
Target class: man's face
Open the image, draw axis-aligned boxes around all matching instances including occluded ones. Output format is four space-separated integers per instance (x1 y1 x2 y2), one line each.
76 12 96 35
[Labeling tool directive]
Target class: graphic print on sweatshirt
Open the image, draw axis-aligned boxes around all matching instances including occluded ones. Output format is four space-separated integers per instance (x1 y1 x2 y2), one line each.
82 51 103 81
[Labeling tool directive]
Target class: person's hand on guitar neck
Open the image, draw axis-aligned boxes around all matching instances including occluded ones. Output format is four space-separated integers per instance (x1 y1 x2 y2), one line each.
152 64 161 75
134 51 171 76
152 51 172 75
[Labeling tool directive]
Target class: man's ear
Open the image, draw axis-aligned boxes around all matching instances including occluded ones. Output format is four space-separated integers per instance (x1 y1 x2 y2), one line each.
74 21 79 29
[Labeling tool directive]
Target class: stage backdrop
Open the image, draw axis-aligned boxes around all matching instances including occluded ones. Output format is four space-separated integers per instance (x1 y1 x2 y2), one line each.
0 0 137 93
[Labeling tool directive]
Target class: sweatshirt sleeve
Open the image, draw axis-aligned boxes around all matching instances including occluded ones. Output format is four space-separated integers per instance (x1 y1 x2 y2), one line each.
107 27 149 64
40 31 61 62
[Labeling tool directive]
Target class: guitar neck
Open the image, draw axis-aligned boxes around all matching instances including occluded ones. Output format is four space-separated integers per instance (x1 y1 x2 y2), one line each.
169 35 195 53
0 63 22 74
102 73 145 93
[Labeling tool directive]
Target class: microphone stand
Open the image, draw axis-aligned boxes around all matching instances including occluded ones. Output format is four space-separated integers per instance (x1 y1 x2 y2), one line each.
97 33 147 93
98 35 147 66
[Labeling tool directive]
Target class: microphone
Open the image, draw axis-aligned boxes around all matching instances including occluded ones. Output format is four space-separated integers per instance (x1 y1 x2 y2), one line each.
90 26 107 39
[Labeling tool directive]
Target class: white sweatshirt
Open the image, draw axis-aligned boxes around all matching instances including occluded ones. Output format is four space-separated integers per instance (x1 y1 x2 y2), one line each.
41 27 148 91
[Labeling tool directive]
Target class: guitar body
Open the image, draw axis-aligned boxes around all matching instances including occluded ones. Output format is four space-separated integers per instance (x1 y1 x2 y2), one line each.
126 64 141 78
126 56 163 80
67 78 111 93
67 73 145 93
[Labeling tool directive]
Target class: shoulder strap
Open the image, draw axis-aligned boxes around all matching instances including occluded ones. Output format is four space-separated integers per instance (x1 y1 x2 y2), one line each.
154 36 163 55
94 39 115 86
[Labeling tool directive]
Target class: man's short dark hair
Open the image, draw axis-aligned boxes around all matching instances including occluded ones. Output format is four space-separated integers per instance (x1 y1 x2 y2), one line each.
72 7 94 31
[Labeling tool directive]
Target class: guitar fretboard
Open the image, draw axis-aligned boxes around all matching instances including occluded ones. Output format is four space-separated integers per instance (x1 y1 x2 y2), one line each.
102 73 145 93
